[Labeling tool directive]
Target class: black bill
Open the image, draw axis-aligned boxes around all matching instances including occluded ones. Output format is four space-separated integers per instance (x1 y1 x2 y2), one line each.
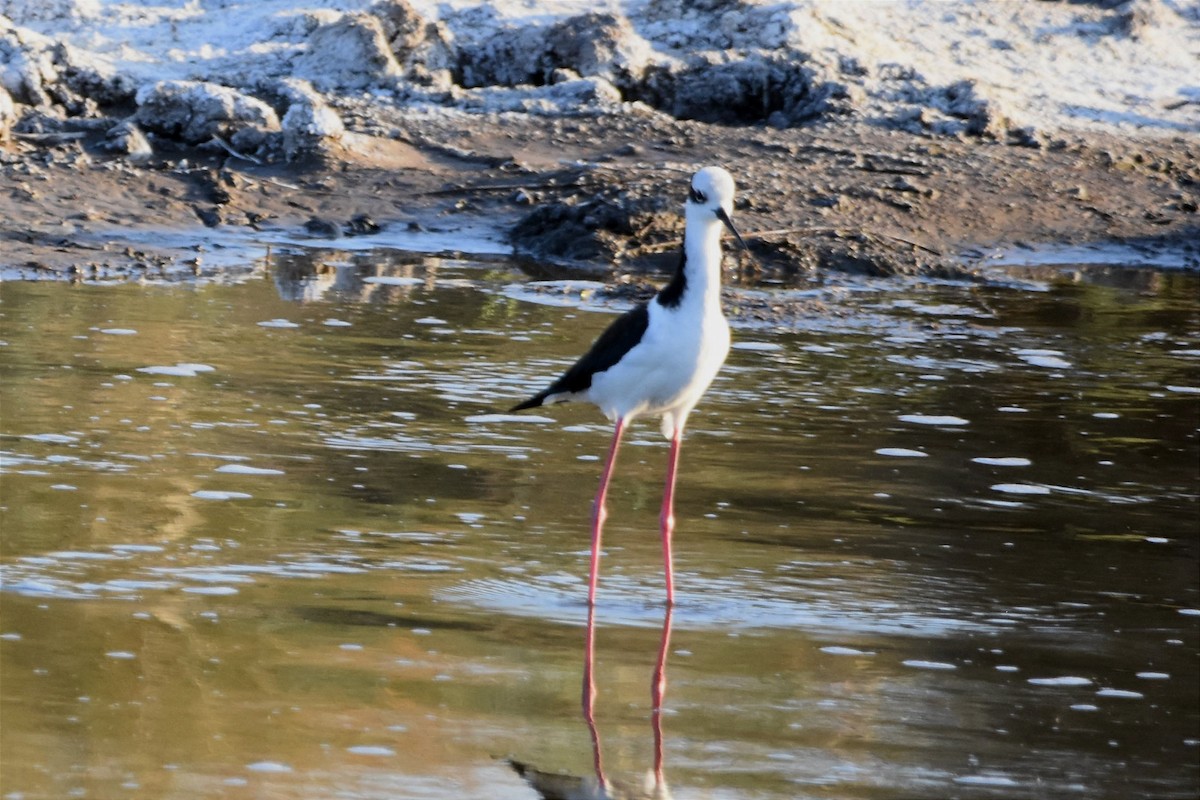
715 207 750 252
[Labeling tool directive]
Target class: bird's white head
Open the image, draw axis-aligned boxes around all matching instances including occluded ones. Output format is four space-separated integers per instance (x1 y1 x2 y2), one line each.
688 166 736 215
687 166 747 250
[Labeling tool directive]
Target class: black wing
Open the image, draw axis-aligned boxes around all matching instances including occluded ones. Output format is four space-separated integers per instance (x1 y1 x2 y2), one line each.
510 303 650 412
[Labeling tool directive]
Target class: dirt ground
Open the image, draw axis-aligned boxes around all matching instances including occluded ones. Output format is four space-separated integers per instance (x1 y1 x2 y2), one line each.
2 110 1197 283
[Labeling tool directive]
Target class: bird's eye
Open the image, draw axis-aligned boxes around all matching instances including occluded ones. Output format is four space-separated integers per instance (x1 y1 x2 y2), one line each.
689 187 708 204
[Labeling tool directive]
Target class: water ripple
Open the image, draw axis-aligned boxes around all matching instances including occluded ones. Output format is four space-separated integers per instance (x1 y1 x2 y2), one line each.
438 574 999 637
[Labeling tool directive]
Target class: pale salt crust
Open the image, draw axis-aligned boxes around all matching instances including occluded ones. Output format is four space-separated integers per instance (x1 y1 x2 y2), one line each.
3 0 1196 137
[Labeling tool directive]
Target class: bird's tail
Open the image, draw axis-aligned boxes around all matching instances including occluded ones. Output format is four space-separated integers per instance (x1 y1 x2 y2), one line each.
509 391 549 413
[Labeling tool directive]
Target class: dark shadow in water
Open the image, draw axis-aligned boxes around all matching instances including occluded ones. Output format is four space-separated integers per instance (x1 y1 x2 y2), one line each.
293 605 491 632
511 606 674 800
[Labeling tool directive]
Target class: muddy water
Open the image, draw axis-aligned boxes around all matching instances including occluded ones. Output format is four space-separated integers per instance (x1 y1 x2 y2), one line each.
1 256 1197 800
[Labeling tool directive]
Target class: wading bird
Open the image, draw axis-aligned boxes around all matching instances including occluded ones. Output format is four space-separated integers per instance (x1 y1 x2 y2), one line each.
510 166 746 605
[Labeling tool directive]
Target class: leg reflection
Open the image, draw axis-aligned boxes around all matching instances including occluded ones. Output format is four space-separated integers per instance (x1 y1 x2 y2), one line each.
651 605 673 788
580 605 675 799
582 602 606 790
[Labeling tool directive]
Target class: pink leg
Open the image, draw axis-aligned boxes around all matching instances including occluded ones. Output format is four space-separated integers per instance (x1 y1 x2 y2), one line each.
660 428 682 605
589 418 625 606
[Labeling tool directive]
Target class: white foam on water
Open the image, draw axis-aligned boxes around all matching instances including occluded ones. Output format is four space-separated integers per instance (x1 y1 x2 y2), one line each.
465 413 554 424
1136 672 1169 680
415 316 449 325
898 414 969 426
99 328 138 335
991 483 1051 495
106 651 137 659
1165 385 1200 394
48 550 122 561
1096 688 1144 699
875 448 928 458
1028 676 1092 686
191 490 253 500
246 761 292 773
189 452 251 461
257 319 300 328
972 457 1031 467
902 660 957 671
323 319 352 327
214 465 285 475
1014 349 1073 369
346 746 395 757
953 775 1019 787
104 579 175 591
23 433 80 443
820 646 876 657
182 586 240 595
732 341 783 352
137 363 215 377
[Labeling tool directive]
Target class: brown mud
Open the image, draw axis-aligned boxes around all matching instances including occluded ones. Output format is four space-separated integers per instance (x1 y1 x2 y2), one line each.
2 110 1197 285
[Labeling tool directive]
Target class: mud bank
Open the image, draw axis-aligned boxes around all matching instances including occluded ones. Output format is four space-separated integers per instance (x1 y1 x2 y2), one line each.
1 0 1198 284
2 110 1197 284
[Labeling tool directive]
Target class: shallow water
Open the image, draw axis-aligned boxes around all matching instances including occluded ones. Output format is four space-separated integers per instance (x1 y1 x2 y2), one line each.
1 255 1198 799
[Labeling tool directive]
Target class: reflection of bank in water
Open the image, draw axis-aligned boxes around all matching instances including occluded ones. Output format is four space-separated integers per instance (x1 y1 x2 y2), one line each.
271 251 436 303
269 247 523 303
511 606 674 800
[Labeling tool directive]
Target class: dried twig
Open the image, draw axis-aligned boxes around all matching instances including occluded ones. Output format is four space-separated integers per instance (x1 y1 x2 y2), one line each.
13 131 87 144
207 135 262 164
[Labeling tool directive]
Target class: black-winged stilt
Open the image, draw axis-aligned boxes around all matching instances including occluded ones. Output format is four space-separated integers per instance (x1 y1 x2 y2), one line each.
511 166 746 605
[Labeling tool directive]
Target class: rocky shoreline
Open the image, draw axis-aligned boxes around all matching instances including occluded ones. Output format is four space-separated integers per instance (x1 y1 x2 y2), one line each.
3 109 1197 282
2 0 1197 285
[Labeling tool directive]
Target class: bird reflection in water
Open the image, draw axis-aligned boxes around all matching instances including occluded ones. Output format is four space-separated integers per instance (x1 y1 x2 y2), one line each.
510 606 675 800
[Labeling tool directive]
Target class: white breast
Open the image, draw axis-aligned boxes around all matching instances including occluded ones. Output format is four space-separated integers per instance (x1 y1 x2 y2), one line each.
586 299 730 436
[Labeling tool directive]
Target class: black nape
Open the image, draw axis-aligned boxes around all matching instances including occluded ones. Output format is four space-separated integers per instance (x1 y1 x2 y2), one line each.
656 247 688 309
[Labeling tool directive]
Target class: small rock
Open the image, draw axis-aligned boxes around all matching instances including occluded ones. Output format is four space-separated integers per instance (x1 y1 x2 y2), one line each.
0 85 14 143
274 79 346 159
347 213 382 235
103 119 153 162
293 12 402 91
371 0 456 74
305 216 342 238
135 81 280 145
543 13 651 85
193 206 222 228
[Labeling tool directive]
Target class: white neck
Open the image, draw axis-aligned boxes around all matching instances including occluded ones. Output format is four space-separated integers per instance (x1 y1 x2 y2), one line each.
683 210 725 309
